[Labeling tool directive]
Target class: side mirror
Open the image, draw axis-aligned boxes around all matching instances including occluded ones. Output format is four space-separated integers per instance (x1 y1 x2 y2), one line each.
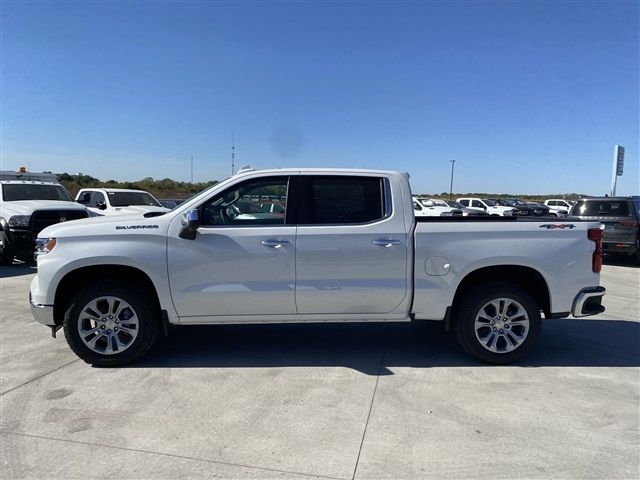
96 202 107 210
179 209 200 240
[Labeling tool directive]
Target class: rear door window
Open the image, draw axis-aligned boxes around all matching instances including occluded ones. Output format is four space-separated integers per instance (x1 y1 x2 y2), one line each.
297 176 386 225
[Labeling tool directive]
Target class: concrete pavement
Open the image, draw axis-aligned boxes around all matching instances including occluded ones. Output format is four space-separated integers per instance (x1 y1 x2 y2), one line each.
1 259 638 479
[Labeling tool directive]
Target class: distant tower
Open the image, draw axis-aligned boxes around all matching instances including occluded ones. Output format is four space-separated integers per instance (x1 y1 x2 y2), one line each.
231 134 235 176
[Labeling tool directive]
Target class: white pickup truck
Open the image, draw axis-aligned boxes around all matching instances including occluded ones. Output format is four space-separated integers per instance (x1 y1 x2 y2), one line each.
544 199 572 216
30 168 606 366
75 188 170 216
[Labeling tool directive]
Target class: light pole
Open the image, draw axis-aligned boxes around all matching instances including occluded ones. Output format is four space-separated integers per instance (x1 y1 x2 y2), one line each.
449 160 456 200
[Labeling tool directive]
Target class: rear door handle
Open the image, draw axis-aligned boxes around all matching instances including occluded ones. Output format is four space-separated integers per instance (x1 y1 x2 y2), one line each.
261 239 291 248
372 239 401 247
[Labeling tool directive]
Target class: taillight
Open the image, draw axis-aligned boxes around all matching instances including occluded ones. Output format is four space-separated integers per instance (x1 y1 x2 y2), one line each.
620 221 639 227
588 227 603 273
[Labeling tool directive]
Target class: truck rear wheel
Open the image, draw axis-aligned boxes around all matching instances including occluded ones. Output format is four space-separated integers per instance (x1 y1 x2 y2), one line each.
453 282 541 364
63 282 160 366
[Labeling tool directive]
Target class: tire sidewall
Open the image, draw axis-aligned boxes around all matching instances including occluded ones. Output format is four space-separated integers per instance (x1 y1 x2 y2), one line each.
0 231 13 265
63 281 158 366
456 282 542 364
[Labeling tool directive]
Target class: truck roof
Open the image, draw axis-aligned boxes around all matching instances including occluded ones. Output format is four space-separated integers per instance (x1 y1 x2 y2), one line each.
0 171 58 182
79 188 152 194
235 167 409 177
0 180 62 186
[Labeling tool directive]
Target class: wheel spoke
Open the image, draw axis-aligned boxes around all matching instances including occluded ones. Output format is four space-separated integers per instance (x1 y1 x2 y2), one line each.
482 332 497 349
111 299 121 316
113 333 128 351
86 332 104 348
80 327 100 339
82 301 101 319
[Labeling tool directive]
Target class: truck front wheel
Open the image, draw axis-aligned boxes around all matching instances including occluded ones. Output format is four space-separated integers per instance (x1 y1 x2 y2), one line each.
63 282 160 366
453 282 541 364
0 231 14 265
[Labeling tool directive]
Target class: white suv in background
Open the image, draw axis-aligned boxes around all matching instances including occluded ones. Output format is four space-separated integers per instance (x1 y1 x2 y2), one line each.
457 197 516 216
75 188 170 216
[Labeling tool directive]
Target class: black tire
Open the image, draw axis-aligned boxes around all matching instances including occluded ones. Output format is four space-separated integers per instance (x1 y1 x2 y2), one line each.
63 281 160 366
453 282 541 364
0 231 14 266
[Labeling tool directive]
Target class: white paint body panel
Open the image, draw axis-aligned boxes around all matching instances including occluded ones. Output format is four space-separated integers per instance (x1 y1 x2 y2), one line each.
31 168 602 328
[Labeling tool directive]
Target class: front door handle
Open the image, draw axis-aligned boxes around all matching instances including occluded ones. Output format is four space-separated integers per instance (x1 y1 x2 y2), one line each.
372 239 401 247
261 239 291 248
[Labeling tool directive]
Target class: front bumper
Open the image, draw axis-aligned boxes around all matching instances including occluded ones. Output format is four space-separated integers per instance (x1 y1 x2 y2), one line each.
29 291 55 326
571 287 606 317
7 228 37 254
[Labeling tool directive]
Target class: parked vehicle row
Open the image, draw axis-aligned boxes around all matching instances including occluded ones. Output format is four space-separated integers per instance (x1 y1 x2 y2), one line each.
0 171 171 264
0 176 89 265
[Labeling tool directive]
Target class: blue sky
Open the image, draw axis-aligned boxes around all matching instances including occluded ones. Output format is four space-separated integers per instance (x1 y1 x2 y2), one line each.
1 1 638 195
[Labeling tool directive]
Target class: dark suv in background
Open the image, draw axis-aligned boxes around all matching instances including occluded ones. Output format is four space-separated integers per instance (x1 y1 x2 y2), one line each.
570 196 640 263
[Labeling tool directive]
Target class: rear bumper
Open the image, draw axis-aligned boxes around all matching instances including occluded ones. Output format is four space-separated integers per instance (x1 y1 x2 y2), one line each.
571 287 606 317
603 242 638 255
29 292 55 326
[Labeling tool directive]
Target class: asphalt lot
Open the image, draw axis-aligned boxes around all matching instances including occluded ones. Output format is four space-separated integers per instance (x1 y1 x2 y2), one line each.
1 258 638 479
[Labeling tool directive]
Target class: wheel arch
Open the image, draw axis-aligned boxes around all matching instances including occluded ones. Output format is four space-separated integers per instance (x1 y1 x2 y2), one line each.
451 265 551 319
53 265 161 326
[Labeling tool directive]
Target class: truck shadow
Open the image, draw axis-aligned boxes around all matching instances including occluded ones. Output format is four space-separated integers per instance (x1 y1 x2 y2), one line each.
0 262 37 278
603 254 639 268
132 318 640 374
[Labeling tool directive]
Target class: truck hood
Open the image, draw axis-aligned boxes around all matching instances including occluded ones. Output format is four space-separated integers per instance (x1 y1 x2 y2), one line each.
38 212 170 238
0 200 87 217
104 205 170 215
488 205 515 213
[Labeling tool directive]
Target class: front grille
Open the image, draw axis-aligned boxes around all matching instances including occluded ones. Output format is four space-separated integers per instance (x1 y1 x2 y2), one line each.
451 210 463 217
30 210 89 234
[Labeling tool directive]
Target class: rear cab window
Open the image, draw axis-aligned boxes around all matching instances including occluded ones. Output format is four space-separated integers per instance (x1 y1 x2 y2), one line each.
573 199 631 217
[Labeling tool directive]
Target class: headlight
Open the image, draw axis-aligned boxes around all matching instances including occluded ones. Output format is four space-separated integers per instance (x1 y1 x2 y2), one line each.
503 209 514 216
8 215 30 227
35 237 57 257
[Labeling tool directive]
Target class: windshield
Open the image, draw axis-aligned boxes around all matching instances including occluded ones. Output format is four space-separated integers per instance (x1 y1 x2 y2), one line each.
108 191 162 207
483 199 497 207
2 183 73 201
446 201 464 209
496 199 517 206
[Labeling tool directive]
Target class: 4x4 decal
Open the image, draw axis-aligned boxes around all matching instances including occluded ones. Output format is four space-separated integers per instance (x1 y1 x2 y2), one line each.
539 224 576 229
